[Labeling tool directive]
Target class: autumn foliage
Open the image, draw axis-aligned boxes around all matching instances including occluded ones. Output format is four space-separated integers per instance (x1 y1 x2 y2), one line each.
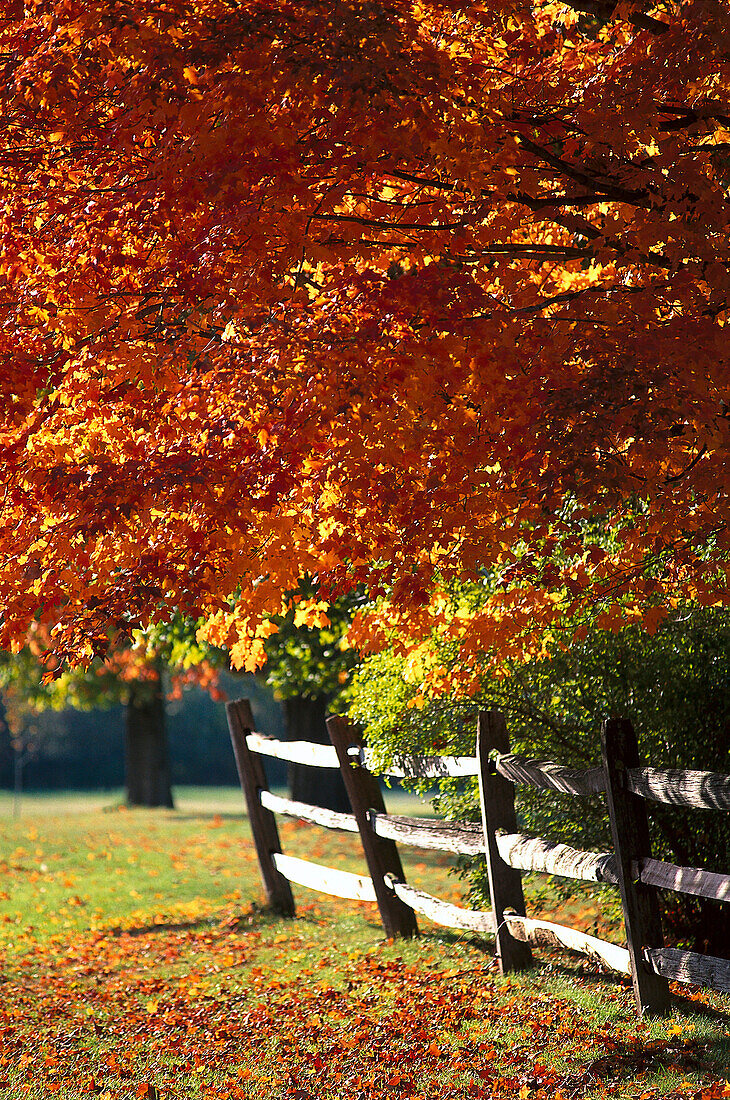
1 0 729 684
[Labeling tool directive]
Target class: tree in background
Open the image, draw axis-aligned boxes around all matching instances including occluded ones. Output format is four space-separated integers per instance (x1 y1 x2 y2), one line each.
0 621 224 807
346 596 730 955
120 652 174 808
148 598 358 808
259 586 361 811
0 603 356 811
0 1 728 685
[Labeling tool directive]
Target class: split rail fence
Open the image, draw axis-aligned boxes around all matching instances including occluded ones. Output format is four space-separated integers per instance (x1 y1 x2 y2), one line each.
226 699 730 1016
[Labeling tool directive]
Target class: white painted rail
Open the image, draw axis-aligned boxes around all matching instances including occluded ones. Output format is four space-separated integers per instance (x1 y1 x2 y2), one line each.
272 853 377 902
246 733 340 769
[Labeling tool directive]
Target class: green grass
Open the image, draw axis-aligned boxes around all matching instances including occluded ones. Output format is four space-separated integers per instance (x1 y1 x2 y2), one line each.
0 788 727 1099
0 784 433 818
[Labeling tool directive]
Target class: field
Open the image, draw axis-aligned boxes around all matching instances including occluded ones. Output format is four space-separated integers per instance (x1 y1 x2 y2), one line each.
0 787 728 1099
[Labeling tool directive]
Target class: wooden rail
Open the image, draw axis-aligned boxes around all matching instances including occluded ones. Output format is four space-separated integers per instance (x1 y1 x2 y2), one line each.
228 699 730 1018
272 853 377 902
634 856 730 903
361 749 479 778
245 732 340 769
259 790 359 833
505 914 631 976
494 754 605 796
384 874 496 934
496 831 619 884
371 813 485 854
646 947 730 995
626 767 730 811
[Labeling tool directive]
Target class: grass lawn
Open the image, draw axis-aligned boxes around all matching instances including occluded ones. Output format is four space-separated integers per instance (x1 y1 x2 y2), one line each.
0 787 727 1099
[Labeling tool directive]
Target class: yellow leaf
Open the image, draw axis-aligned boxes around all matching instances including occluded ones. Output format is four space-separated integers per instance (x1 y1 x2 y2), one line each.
243 639 266 672
255 619 279 639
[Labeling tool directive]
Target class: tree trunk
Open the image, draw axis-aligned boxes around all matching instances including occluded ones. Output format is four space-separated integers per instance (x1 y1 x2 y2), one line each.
285 695 350 812
125 674 174 808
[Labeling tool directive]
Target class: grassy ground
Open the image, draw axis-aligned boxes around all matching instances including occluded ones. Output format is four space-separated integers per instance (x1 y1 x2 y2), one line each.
0 787 727 1099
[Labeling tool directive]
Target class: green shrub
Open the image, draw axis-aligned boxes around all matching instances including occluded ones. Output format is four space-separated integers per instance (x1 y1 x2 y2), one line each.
346 605 730 955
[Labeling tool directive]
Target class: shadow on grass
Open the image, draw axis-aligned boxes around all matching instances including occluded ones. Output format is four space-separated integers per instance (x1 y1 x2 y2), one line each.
557 1036 730 1092
671 990 730 1024
532 956 633 988
418 927 496 954
110 918 217 937
168 812 247 822
523 954 729 1004
110 901 293 937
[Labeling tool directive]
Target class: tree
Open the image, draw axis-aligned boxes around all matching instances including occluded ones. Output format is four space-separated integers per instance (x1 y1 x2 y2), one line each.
0 623 223 807
0 634 173 806
0 1 728 684
260 587 360 811
122 657 174 808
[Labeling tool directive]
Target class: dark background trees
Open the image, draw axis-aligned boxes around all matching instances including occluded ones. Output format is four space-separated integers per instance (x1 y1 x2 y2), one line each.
0 670 284 795
258 587 361 812
0 591 360 812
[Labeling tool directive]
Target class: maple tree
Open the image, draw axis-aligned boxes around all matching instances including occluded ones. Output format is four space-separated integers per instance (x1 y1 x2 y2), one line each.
0 621 225 805
0 0 729 687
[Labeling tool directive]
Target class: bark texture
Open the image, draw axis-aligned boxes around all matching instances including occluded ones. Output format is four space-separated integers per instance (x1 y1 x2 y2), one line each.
125 676 174 808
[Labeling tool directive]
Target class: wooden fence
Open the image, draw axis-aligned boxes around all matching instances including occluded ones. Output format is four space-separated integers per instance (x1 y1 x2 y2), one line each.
226 699 730 1017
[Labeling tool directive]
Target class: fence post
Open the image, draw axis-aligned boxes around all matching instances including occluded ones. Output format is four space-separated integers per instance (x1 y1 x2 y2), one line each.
477 710 533 973
601 717 671 1015
327 715 419 939
226 698 295 916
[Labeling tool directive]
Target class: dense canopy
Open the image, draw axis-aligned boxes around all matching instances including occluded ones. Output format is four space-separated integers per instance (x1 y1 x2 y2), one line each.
1 0 729 685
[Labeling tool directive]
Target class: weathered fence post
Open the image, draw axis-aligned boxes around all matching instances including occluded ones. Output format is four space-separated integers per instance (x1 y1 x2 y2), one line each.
327 715 419 939
601 717 671 1015
226 698 295 916
477 710 533 973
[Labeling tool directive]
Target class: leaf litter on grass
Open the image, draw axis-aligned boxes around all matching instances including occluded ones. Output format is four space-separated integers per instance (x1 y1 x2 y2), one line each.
0 798 728 1099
